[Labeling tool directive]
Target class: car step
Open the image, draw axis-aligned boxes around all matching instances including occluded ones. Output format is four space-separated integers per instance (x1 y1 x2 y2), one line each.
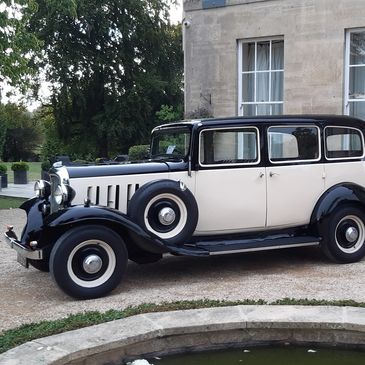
171 235 321 257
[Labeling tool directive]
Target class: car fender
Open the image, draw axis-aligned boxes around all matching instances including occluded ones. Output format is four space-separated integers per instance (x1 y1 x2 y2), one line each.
44 205 171 255
310 183 365 228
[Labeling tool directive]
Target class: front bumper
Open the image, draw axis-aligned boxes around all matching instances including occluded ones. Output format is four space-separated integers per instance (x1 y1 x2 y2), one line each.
4 227 43 263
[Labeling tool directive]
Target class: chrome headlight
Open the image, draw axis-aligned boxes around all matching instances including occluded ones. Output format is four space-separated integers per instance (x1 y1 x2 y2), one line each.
34 180 50 198
54 184 68 205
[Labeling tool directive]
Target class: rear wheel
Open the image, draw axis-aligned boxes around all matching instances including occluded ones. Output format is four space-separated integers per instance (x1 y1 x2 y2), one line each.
50 225 128 299
320 207 365 263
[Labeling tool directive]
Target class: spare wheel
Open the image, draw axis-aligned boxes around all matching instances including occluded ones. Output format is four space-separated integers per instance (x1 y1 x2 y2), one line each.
128 180 198 245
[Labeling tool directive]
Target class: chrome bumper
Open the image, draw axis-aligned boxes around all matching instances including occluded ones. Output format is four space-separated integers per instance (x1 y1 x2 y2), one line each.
4 230 43 260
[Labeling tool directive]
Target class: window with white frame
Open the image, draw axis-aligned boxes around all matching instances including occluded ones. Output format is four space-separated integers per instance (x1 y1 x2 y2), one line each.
345 29 365 119
238 38 284 116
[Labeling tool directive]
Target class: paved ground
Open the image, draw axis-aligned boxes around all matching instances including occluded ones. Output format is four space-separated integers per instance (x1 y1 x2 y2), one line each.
1 208 365 333
0 182 34 198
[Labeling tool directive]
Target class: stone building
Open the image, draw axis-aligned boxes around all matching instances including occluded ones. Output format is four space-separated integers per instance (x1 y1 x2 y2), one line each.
183 0 365 119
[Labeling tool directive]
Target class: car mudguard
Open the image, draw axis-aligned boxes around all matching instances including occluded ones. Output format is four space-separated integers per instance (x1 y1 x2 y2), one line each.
310 183 365 227
44 204 172 255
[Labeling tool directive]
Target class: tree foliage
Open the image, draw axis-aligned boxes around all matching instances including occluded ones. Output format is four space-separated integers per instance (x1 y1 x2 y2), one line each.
0 103 41 161
29 0 183 158
0 0 39 91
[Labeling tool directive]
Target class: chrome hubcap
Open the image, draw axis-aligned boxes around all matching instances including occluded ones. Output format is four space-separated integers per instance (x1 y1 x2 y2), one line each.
158 207 176 226
345 226 359 243
82 254 103 274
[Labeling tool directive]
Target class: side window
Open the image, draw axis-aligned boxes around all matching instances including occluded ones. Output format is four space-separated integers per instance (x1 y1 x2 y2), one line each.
268 126 320 163
325 127 364 159
199 127 259 166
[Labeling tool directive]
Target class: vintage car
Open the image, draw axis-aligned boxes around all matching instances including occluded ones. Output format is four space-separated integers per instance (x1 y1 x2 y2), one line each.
5 115 365 299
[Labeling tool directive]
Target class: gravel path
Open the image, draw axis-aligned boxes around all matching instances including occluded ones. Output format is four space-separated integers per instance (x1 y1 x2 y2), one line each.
1 208 365 333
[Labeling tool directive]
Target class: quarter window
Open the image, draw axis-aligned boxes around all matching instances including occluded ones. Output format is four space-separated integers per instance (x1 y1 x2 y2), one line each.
238 38 284 116
268 126 320 163
325 127 364 159
199 128 259 166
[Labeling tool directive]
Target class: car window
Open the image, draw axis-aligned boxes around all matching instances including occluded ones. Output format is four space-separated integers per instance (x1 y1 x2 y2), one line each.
199 127 259 166
268 126 320 163
325 127 364 159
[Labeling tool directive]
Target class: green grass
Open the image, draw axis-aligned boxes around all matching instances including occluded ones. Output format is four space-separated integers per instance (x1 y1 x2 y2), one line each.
0 196 27 209
1 162 41 183
1 298 365 354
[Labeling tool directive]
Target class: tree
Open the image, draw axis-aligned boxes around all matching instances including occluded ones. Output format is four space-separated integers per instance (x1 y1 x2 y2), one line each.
0 0 39 93
29 0 183 158
0 103 41 161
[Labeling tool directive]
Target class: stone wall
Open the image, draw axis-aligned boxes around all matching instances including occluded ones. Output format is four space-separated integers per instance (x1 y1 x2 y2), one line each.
183 0 365 117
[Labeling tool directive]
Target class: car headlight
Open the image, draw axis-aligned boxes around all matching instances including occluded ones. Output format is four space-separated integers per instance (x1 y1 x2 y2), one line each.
34 180 50 198
54 184 68 205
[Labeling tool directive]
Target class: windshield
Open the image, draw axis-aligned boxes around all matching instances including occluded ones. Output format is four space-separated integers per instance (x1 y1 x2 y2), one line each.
150 126 191 160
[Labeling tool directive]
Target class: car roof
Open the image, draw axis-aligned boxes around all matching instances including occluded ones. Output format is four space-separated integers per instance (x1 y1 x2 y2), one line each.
154 115 365 131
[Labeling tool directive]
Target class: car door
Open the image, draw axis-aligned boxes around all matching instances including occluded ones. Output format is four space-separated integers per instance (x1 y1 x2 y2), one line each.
194 126 266 235
266 125 325 228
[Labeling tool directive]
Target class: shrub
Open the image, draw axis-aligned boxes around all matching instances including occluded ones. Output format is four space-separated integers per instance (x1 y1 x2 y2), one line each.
11 162 29 171
72 159 89 165
128 145 150 161
41 160 51 171
0 164 7 174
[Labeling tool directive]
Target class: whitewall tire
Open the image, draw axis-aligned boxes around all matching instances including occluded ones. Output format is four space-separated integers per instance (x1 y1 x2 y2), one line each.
128 180 198 245
320 207 365 263
50 225 128 299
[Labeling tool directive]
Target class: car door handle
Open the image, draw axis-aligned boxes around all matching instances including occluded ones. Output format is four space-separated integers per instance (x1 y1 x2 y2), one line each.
269 172 279 177
259 172 264 178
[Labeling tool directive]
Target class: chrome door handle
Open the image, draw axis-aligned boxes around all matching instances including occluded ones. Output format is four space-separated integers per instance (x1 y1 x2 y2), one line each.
269 172 279 177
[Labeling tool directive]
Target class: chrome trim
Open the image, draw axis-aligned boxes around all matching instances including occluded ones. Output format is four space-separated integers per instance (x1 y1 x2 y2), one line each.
209 242 320 256
158 207 176 225
4 232 43 260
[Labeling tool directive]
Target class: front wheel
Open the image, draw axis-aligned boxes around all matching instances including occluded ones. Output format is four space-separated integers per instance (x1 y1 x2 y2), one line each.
50 225 128 299
320 207 365 263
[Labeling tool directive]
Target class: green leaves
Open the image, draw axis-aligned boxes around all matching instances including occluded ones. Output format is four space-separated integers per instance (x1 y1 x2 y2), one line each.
29 0 183 157
0 0 40 89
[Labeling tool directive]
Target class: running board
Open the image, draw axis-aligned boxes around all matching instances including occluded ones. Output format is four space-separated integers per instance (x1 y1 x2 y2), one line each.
167 235 320 257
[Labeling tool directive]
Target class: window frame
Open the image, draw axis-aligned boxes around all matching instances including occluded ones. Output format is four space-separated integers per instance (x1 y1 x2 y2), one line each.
324 125 365 161
198 126 261 168
237 36 284 117
344 28 365 117
267 125 322 164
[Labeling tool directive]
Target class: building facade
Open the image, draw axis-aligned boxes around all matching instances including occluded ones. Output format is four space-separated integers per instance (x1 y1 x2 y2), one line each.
183 0 365 119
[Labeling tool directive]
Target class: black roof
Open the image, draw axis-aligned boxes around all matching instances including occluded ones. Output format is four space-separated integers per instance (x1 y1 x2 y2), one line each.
155 115 365 131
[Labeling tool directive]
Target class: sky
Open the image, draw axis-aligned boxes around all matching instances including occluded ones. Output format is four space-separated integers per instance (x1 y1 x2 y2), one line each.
1 0 184 110
170 0 183 24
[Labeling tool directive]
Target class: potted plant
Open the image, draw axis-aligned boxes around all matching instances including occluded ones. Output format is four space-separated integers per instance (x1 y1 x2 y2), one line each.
41 160 51 181
0 164 8 188
11 162 29 184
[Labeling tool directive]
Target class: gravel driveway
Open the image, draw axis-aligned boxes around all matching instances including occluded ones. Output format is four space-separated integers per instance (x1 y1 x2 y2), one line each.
1 208 365 333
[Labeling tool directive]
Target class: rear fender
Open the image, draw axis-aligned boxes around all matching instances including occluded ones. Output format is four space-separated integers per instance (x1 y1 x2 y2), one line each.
310 183 365 229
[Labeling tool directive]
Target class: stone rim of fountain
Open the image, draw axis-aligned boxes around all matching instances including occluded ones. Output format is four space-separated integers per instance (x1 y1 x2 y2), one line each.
2 305 365 365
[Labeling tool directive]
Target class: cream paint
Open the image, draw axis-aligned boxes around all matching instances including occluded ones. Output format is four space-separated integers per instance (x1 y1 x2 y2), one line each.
324 161 365 189
266 164 325 227
193 167 266 234
70 172 171 213
70 171 196 214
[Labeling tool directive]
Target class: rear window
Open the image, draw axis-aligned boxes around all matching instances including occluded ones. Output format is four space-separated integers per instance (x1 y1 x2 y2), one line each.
325 127 364 159
268 126 320 163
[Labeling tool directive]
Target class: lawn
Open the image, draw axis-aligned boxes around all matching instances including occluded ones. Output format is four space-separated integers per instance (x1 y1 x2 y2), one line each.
0 196 27 209
1 162 42 183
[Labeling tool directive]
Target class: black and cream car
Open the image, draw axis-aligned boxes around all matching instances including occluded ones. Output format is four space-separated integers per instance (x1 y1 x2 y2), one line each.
5 115 365 298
